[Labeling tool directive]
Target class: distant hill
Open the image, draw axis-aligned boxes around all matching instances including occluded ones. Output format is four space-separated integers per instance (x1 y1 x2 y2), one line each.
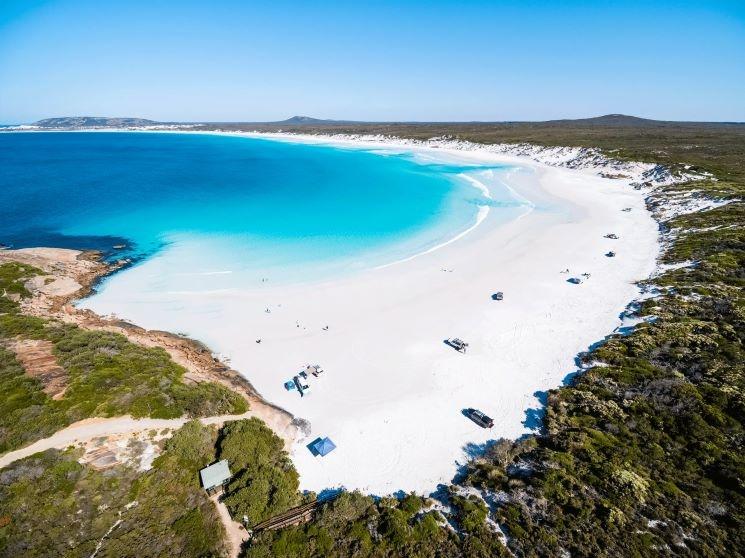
33 116 160 128
268 115 361 126
540 114 744 128
539 114 676 127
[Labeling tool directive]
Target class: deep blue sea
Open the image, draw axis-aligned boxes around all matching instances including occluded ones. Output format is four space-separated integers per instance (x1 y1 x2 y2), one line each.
1 132 514 282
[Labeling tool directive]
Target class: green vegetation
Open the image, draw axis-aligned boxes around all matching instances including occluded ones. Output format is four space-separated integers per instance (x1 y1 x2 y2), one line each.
0 447 129 557
0 262 40 300
0 411 500 558
0 262 44 318
101 420 227 557
0 418 304 557
460 263 744 554
219 418 301 525
51 327 246 420
213 422 507 557
454 144 744 554
0 421 227 558
0 263 247 454
246 491 507 558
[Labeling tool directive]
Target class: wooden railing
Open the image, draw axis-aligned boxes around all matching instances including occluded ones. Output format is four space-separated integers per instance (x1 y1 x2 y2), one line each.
251 500 319 533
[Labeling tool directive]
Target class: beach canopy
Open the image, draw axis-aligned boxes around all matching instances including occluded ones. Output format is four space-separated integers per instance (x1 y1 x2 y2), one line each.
310 437 337 457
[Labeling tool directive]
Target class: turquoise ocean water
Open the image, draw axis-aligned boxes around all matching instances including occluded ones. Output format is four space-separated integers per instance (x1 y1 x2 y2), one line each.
1 132 518 284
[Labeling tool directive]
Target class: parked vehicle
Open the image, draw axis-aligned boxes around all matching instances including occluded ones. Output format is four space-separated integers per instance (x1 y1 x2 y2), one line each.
465 408 494 428
448 338 469 353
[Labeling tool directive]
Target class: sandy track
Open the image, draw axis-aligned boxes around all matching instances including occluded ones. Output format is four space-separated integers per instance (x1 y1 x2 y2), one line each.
211 493 250 558
0 412 263 469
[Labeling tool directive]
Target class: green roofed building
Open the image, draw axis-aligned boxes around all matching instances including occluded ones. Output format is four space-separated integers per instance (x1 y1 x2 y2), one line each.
199 460 232 493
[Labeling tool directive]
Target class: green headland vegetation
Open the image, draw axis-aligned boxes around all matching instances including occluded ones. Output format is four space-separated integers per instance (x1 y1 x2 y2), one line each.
0 418 298 557
0 261 246 455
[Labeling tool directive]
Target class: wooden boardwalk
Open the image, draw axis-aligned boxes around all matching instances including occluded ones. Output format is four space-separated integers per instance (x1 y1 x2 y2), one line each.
251 500 319 533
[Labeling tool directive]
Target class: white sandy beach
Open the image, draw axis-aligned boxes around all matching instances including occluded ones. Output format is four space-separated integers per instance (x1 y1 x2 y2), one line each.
80 135 660 495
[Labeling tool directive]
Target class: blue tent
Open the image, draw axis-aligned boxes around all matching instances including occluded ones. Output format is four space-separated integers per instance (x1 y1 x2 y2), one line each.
309 437 337 457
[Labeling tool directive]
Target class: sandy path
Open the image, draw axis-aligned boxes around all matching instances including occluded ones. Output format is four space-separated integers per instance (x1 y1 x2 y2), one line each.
211 493 250 558
0 412 263 469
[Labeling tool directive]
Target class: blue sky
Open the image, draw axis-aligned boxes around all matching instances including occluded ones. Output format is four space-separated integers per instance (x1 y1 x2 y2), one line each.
0 0 743 123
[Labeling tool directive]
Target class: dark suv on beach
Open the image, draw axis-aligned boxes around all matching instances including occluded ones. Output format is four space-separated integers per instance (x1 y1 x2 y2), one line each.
465 408 494 428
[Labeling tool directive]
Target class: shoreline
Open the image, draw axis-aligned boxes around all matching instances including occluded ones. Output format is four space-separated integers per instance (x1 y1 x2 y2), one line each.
373 204 497 270
71 131 663 495
0 247 303 453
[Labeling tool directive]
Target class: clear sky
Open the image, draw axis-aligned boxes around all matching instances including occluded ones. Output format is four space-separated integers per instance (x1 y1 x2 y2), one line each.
0 0 743 123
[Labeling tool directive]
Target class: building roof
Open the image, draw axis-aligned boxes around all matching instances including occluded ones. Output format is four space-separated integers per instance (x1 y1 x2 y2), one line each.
200 460 232 490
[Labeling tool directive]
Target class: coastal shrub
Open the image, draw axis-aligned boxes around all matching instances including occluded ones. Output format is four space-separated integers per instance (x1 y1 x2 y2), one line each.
0 346 67 453
219 418 300 525
52 328 246 421
0 313 47 338
0 305 247 453
0 448 126 557
460 197 745 555
0 262 41 299
172 380 248 417
52 329 189 419
0 297 19 315
103 420 227 557
379 506 412 547
0 421 228 558
451 493 490 534
163 418 221 472
245 489 510 558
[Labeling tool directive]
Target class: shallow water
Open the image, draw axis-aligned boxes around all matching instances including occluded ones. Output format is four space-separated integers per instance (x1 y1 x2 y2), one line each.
1 132 520 282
